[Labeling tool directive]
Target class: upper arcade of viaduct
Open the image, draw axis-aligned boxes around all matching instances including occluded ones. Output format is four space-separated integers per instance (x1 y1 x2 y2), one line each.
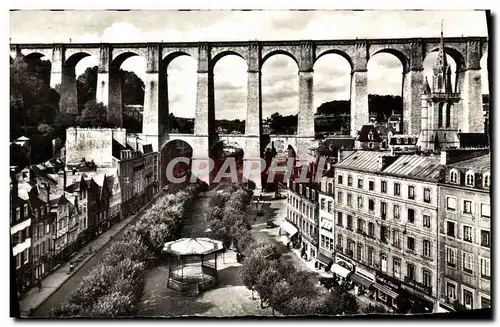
10 37 488 168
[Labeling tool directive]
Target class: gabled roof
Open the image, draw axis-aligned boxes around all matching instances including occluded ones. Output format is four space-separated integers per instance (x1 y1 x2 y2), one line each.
112 139 135 159
356 125 383 142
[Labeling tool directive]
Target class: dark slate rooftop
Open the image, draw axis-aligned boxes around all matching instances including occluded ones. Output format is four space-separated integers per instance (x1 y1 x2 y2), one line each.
335 151 388 171
448 154 490 173
383 154 443 181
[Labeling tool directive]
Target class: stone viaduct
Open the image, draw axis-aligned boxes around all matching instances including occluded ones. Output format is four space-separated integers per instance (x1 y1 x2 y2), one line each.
11 37 488 187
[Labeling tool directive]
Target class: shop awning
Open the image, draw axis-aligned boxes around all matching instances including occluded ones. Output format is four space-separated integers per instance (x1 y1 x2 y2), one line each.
280 220 298 237
373 283 399 299
330 263 352 278
316 252 333 266
350 273 373 288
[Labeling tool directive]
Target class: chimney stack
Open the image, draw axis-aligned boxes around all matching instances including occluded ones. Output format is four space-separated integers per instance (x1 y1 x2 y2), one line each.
440 151 448 165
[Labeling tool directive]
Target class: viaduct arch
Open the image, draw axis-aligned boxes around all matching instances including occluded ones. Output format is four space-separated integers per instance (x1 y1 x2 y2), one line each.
11 37 488 188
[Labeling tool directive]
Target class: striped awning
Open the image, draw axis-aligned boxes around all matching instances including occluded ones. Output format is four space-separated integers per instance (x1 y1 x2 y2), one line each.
316 252 333 266
373 283 399 299
280 220 298 237
350 273 373 288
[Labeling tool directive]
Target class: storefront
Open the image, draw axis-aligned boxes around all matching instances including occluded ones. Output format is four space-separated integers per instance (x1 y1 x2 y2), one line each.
330 254 354 281
349 266 375 295
316 248 333 271
373 272 400 309
279 219 299 247
401 278 434 313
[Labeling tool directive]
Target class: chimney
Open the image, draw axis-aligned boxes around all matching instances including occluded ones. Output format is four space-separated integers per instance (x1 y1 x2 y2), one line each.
440 150 448 165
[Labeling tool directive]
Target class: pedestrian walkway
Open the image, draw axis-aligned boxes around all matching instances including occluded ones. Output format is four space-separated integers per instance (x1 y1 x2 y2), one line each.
19 194 160 316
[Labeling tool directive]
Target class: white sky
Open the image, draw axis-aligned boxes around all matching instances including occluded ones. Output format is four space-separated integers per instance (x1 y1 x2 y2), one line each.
10 10 489 119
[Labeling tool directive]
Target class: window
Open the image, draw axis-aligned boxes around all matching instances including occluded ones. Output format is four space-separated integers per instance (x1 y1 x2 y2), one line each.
465 170 475 187
347 193 353 207
380 252 387 272
446 197 457 211
463 289 473 309
337 235 343 249
393 229 400 247
393 205 400 219
368 199 375 211
423 240 431 257
23 204 28 216
408 208 415 223
446 282 457 300
357 243 364 261
394 182 401 196
357 196 363 209
328 183 333 194
347 215 353 230
327 201 332 213
368 222 375 238
480 257 490 278
422 269 432 289
369 181 375 191
481 230 490 247
357 219 365 233
450 170 459 184
463 252 473 273
423 215 431 228
446 221 455 237
407 237 415 251
23 248 29 264
463 200 472 214
380 226 389 243
337 191 343 205
320 199 325 210
381 181 387 193
446 247 456 267
337 212 343 226
337 174 343 185
408 185 415 200
463 225 472 242
481 204 490 218
367 247 374 266
423 188 431 203
483 172 490 188
393 257 401 279
481 297 491 309
406 263 416 281
347 175 353 186
381 202 387 219
16 254 21 269
358 178 363 189
16 207 20 220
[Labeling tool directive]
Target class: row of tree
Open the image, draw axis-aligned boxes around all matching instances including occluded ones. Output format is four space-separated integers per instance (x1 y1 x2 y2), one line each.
52 183 203 317
205 184 365 316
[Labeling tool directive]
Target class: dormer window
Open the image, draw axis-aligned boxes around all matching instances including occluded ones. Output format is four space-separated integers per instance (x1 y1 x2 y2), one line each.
24 204 28 216
465 170 475 187
483 172 490 189
396 138 401 144
450 169 459 184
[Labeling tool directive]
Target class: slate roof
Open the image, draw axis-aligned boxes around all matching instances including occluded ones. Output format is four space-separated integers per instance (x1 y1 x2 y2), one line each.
335 151 388 172
448 154 490 173
383 154 443 181
458 133 489 148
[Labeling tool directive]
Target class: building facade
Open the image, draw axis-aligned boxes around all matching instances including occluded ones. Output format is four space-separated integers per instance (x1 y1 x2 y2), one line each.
333 151 442 312
437 152 491 312
317 168 335 271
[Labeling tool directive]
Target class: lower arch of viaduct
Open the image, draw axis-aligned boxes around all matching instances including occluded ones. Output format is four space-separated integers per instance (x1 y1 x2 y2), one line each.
11 38 487 187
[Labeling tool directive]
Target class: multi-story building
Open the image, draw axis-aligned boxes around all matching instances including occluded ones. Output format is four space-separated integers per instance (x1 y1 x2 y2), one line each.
286 180 319 262
333 150 442 312
317 167 335 272
437 151 491 312
10 170 33 295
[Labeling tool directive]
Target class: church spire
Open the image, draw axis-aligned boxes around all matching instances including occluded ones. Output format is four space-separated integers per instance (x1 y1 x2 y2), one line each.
432 20 449 92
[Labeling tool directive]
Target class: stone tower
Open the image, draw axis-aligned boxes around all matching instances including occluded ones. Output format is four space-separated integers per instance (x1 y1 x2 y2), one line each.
419 23 461 151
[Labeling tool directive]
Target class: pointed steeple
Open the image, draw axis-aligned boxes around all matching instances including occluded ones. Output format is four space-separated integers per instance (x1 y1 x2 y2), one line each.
432 20 449 92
